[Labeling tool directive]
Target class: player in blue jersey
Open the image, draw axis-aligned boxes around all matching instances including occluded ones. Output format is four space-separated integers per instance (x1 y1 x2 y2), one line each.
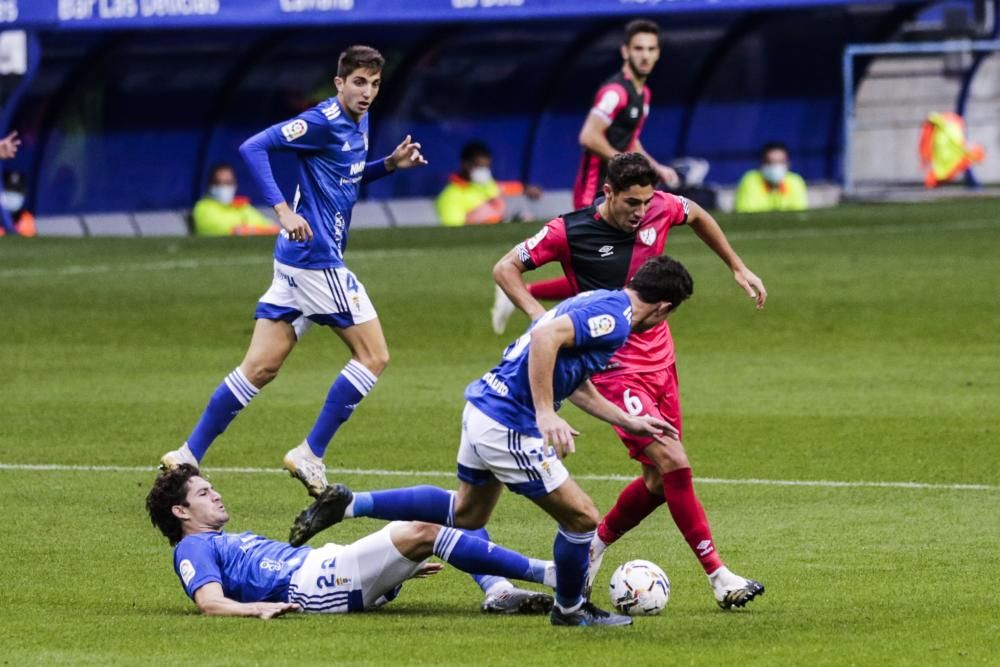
147 464 557 617
160 46 427 497
288 256 695 626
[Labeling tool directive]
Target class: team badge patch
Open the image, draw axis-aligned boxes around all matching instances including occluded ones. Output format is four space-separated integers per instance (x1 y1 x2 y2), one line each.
281 119 308 142
587 314 616 338
639 227 656 246
179 559 196 586
526 227 548 250
597 90 621 115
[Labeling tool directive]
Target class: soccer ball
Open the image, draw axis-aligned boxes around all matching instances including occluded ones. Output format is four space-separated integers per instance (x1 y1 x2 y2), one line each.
608 559 670 616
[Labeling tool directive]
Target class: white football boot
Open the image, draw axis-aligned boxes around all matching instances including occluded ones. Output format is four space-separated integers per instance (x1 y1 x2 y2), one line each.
708 566 765 609
490 285 516 335
283 442 329 498
583 533 609 600
159 443 198 470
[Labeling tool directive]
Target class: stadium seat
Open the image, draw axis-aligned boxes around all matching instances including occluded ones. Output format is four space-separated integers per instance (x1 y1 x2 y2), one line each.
385 198 439 227
34 215 86 237
133 210 190 237
352 201 393 229
83 213 139 237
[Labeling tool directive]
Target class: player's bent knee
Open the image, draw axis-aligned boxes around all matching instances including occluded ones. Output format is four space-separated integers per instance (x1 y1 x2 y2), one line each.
241 362 280 388
390 521 437 560
356 350 389 376
563 503 599 534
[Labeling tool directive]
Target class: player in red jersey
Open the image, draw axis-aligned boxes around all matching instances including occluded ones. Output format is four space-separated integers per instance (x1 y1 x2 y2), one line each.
492 153 767 609
490 19 682 334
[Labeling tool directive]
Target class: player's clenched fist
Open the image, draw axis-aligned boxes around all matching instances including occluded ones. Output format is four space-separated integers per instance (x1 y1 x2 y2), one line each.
276 205 313 242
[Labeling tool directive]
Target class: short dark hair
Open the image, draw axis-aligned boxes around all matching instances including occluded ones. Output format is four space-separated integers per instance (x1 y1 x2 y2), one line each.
146 464 200 546
207 163 234 185
460 141 491 163
606 152 659 192
625 19 660 44
337 45 385 79
628 255 694 310
759 141 789 162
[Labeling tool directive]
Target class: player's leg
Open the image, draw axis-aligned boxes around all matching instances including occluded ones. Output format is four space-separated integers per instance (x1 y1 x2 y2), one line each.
641 431 764 609
284 267 386 495
584 373 668 589
161 280 303 469
530 478 631 627
390 521 554 609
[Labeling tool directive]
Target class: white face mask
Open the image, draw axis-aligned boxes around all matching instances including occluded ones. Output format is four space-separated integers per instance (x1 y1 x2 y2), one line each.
761 164 788 185
1 190 24 213
209 184 236 205
469 166 493 185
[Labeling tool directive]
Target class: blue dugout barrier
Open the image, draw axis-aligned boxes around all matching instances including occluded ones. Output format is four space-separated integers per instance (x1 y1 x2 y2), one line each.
1 0 941 216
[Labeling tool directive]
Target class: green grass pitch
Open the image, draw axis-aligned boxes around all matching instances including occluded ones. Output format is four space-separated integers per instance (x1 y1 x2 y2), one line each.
1 199 998 665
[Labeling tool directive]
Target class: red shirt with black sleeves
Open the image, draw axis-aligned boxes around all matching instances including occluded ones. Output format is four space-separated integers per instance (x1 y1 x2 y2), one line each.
517 191 689 374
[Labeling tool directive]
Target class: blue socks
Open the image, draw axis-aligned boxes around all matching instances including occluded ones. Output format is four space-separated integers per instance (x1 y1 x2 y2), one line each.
306 360 377 458
348 485 454 525
433 526 549 586
553 526 595 612
186 368 259 461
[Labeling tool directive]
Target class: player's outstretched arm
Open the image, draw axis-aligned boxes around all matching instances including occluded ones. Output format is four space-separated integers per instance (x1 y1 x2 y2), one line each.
493 248 547 321
193 583 300 619
685 200 768 309
528 316 581 458
568 381 679 440
631 138 679 189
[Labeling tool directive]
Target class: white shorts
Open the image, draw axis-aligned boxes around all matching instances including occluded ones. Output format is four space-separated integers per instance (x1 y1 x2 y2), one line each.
287 523 423 613
255 260 377 338
456 402 569 499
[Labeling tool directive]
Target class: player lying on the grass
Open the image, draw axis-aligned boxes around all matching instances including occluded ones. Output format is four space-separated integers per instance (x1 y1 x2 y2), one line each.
288 256 693 627
491 152 765 609
147 464 556 618
161 45 426 498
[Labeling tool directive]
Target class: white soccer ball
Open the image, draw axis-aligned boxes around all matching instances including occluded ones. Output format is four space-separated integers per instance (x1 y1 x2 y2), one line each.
608 559 670 616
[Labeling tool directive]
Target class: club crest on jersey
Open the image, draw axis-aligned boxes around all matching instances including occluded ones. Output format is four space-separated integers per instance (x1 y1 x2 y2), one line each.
587 314 616 338
526 227 548 250
629 106 639 119
281 119 308 142
179 559 196 586
639 227 656 246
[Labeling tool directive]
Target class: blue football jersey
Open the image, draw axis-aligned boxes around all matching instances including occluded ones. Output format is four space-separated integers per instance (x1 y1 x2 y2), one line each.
465 289 632 436
173 531 311 603
264 97 369 270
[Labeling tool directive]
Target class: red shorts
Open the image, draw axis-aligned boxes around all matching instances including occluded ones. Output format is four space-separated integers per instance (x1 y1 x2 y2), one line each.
590 365 682 467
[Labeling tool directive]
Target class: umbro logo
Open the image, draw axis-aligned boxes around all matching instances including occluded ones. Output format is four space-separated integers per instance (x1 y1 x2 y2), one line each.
598 245 614 258
696 539 715 556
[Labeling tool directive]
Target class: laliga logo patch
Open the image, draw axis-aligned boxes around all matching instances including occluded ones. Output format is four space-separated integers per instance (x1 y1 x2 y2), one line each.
587 314 616 338
281 119 308 142
179 559 196 586
639 227 656 246
526 226 548 250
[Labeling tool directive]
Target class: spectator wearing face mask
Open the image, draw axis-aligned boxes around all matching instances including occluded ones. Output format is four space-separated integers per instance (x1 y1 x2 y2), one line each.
733 142 808 214
436 141 542 227
192 163 279 236
0 170 35 237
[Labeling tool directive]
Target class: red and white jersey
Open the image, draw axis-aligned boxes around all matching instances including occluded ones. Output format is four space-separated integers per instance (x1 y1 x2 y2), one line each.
573 69 651 209
517 191 689 374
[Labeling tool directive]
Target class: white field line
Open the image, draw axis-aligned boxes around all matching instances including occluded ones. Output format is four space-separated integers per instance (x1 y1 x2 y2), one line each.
0 463 996 492
1 218 996 280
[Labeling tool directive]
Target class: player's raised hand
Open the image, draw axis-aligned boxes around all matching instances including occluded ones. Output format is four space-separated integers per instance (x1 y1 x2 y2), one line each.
388 135 428 170
537 411 580 459
255 602 300 619
276 204 313 243
0 130 21 160
733 266 767 309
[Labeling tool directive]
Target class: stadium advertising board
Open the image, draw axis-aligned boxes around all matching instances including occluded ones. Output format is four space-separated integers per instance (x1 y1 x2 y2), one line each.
5 0 921 29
